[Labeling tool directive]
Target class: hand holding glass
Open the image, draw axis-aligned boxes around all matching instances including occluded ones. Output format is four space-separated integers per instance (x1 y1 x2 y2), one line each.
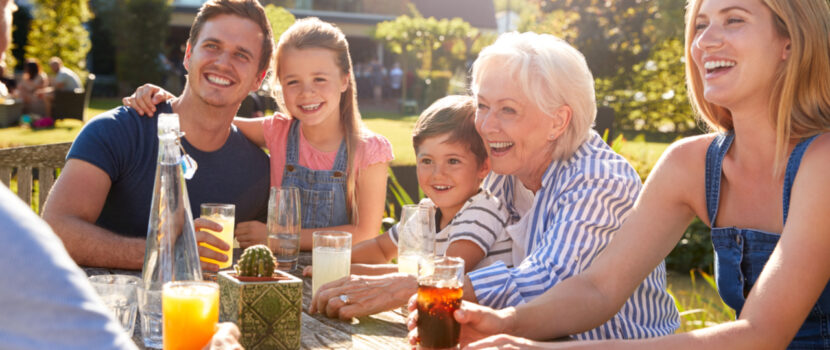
199 203 235 269
417 256 464 350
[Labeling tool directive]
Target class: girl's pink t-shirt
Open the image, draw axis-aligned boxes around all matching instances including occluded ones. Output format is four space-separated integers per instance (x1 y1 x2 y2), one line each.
262 113 394 187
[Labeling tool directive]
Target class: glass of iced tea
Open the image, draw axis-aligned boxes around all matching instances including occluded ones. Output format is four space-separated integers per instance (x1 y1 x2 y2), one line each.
417 256 464 350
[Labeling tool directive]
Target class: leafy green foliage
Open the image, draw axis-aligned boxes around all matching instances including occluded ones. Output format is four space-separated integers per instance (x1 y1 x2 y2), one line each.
374 11 479 73
264 5 296 42
527 0 670 79
667 218 715 273
112 0 171 93
599 38 696 133
522 0 694 133
374 8 494 107
668 269 736 332
24 0 92 76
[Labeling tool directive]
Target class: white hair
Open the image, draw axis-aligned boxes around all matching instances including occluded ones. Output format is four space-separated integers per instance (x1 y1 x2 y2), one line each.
471 32 596 161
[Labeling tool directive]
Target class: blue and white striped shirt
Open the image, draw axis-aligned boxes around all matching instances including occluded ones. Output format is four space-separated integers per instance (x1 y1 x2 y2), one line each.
468 132 679 339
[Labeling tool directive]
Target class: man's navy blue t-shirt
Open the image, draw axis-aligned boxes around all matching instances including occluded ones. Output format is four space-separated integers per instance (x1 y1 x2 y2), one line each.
67 102 270 238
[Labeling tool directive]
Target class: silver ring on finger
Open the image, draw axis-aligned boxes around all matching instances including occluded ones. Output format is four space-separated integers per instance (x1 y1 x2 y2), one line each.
339 294 350 305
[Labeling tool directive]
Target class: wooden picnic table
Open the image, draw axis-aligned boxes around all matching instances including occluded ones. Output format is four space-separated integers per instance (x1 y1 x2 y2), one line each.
84 250 410 349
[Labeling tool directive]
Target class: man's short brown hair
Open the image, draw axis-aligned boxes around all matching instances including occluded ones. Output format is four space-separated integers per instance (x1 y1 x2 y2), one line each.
188 0 274 74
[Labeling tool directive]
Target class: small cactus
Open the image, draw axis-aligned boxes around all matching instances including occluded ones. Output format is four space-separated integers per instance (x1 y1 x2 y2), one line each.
234 245 276 277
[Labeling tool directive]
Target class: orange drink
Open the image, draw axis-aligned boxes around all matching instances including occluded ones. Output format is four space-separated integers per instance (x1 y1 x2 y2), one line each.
162 281 219 350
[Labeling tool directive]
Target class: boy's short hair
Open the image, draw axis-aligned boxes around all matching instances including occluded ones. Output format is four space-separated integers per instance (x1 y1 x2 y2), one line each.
412 95 487 165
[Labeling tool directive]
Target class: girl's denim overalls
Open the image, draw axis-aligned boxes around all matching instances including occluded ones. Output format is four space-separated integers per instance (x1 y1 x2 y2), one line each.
706 132 830 349
281 120 349 228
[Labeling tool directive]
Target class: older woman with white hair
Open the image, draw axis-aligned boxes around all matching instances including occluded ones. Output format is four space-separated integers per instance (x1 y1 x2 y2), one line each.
458 31 678 339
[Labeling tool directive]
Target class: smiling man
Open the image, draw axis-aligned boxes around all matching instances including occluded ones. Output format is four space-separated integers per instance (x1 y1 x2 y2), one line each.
42 0 273 271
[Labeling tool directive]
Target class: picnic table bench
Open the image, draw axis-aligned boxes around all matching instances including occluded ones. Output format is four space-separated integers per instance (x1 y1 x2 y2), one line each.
84 251 410 349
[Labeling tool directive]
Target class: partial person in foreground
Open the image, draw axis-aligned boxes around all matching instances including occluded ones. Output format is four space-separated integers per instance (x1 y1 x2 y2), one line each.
42 0 274 272
419 0 830 348
0 185 243 350
307 95 512 319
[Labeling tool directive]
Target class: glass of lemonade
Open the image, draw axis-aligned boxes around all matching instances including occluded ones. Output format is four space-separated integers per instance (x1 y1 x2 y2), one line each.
312 231 352 296
397 204 435 277
199 203 235 269
162 281 219 350
417 256 464 350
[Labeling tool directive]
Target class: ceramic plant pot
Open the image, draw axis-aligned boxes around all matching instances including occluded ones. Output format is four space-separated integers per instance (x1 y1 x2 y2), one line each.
218 270 302 350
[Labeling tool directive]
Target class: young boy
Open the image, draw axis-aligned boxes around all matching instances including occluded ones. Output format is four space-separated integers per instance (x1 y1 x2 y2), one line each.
351 95 512 273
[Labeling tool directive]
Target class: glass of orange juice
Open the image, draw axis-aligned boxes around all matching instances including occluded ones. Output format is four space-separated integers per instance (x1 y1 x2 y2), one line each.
199 203 235 269
162 281 219 350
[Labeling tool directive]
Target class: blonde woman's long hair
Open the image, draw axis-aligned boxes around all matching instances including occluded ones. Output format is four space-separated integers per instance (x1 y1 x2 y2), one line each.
274 17 365 223
685 0 830 173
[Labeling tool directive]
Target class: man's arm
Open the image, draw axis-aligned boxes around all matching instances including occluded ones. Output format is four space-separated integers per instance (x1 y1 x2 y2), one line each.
42 159 146 269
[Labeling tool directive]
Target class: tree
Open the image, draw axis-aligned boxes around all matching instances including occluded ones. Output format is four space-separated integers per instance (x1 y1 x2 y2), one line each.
375 12 478 74
265 4 296 41
599 37 694 133
374 7 492 106
24 0 92 76
521 0 693 132
113 0 171 94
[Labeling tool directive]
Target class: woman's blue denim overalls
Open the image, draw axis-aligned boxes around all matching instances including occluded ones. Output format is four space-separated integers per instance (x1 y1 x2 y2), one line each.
281 120 349 229
706 132 830 349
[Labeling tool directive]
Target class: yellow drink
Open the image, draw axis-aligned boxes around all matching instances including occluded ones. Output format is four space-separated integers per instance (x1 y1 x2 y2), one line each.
199 214 234 269
162 281 219 350
312 247 351 296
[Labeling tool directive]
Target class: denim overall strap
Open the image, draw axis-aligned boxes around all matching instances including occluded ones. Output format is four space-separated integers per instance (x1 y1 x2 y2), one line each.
282 119 349 228
284 120 347 172
782 135 819 225
705 132 734 226
285 120 301 165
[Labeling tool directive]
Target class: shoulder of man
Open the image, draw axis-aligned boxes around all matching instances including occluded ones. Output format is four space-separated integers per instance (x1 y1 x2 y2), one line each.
67 105 159 180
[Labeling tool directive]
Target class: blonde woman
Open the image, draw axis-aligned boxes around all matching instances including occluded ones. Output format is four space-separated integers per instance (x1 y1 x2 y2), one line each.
424 0 830 348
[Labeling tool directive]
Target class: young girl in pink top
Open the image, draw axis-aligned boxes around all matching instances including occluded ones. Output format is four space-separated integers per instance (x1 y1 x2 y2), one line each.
127 18 393 250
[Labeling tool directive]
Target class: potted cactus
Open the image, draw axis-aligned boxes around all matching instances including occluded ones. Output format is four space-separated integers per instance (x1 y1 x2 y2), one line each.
218 245 302 350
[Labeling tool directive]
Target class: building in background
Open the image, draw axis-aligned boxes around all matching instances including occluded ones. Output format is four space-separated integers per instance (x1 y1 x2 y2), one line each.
169 0 495 65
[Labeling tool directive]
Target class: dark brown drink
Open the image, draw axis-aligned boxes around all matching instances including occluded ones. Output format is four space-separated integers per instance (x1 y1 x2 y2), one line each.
417 281 463 349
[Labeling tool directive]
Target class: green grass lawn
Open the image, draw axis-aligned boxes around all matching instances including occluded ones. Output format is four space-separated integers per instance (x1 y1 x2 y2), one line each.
362 110 419 165
0 98 673 169
0 98 121 148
